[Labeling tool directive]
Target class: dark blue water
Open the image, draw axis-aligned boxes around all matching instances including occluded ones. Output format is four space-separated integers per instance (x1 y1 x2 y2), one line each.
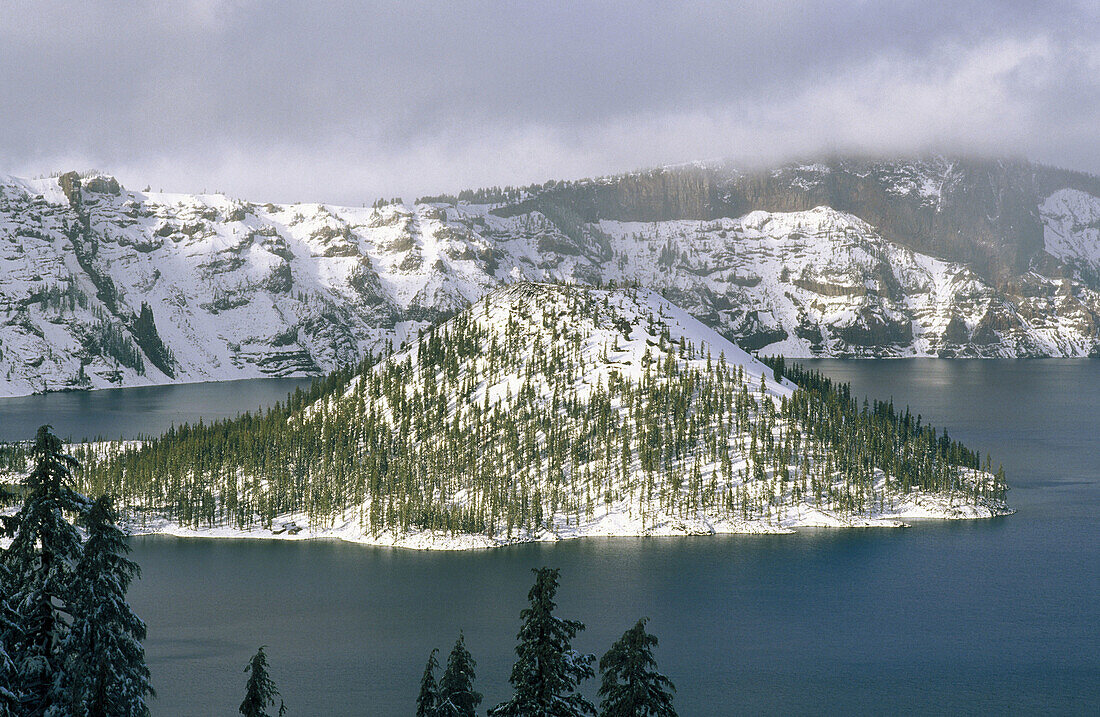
0 378 314 442
3 362 1097 715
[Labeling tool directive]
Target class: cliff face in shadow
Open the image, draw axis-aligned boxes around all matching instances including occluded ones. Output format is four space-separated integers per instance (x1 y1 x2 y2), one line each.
495 156 1100 292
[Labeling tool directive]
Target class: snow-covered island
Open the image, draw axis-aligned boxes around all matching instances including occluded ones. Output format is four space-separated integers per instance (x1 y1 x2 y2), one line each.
2 284 1011 551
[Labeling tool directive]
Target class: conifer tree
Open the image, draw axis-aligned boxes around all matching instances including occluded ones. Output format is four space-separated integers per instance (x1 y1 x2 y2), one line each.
0 472 19 717
597 619 676 717
59 494 154 716
239 646 286 717
489 567 595 717
0 565 17 717
416 648 440 717
0 482 19 717
3 425 88 717
438 633 480 717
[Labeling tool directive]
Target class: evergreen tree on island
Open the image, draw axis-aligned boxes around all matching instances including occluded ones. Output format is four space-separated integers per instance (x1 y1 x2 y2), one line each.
597 618 677 717
489 567 595 717
239 646 286 717
438 633 481 717
415 648 440 717
58 494 154 716
3 425 88 716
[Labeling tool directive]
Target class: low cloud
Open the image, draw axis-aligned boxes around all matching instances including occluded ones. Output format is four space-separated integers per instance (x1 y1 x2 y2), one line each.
2 1 1097 205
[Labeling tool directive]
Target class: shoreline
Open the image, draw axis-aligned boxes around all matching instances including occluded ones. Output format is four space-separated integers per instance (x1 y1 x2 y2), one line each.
117 497 1015 552
2 356 1097 401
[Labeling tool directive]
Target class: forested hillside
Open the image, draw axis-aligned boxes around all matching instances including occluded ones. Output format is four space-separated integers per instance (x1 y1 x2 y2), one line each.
53 284 1009 548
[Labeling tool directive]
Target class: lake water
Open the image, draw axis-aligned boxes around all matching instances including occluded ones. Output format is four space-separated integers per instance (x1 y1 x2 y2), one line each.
2 362 1097 715
0 378 315 443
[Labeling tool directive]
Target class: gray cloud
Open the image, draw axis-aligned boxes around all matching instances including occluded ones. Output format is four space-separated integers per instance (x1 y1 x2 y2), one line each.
1 0 1098 204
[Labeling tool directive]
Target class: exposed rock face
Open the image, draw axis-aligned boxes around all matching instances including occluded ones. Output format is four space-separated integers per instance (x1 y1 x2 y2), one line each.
0 158 1097 396
58 171 83 208
725 158 1063 286
129 302 175 378
83 175 121 195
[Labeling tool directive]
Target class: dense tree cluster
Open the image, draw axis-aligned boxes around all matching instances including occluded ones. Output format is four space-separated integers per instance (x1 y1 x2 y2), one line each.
0 426 153 716
87 313 146 373
63 285 1005 540
419 567 677 717
762 356 1008 506
32 280 90 313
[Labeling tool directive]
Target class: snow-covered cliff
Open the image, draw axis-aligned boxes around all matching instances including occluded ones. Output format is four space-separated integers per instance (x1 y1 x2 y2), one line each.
1 158 1098 396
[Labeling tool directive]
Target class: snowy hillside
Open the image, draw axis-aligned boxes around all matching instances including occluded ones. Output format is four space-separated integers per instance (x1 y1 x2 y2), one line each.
590 208 1099 357
74 283 1011 549
1041 189 1100 283
1 160 1098 396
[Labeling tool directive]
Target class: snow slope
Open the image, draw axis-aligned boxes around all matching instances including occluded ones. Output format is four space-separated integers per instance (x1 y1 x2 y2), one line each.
1042 189 1100 280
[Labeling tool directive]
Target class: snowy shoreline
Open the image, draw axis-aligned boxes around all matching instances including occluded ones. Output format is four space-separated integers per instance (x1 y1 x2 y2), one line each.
3 464 1014 553
2 459 1014 553
117 495 1014 552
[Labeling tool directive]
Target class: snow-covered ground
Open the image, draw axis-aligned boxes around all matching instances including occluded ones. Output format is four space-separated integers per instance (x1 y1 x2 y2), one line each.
114 489 1012 551
2 488 1009 553
1042 189 1100 278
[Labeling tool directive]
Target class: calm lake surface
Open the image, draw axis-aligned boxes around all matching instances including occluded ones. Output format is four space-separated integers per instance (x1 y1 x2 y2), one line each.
0 378 315 443
2 362 1097 715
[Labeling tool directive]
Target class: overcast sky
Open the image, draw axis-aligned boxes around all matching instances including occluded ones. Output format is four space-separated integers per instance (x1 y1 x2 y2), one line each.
1 0 1098 205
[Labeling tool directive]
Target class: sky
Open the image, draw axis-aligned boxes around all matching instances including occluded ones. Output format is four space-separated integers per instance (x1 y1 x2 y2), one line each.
1 0 1098 205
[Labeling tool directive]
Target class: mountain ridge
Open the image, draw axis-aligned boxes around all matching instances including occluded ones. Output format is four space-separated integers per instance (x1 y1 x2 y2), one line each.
0 155 1098 396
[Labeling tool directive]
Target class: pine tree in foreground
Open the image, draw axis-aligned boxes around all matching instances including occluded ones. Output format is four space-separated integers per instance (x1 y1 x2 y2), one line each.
437 633 481 717
59 494 154 717
0 562 17 717
0 513 20 717
2 470 24 717
239 646 286 717
597 619 676 717
415 648 440 717
489 567 595 717
3 425 88 717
